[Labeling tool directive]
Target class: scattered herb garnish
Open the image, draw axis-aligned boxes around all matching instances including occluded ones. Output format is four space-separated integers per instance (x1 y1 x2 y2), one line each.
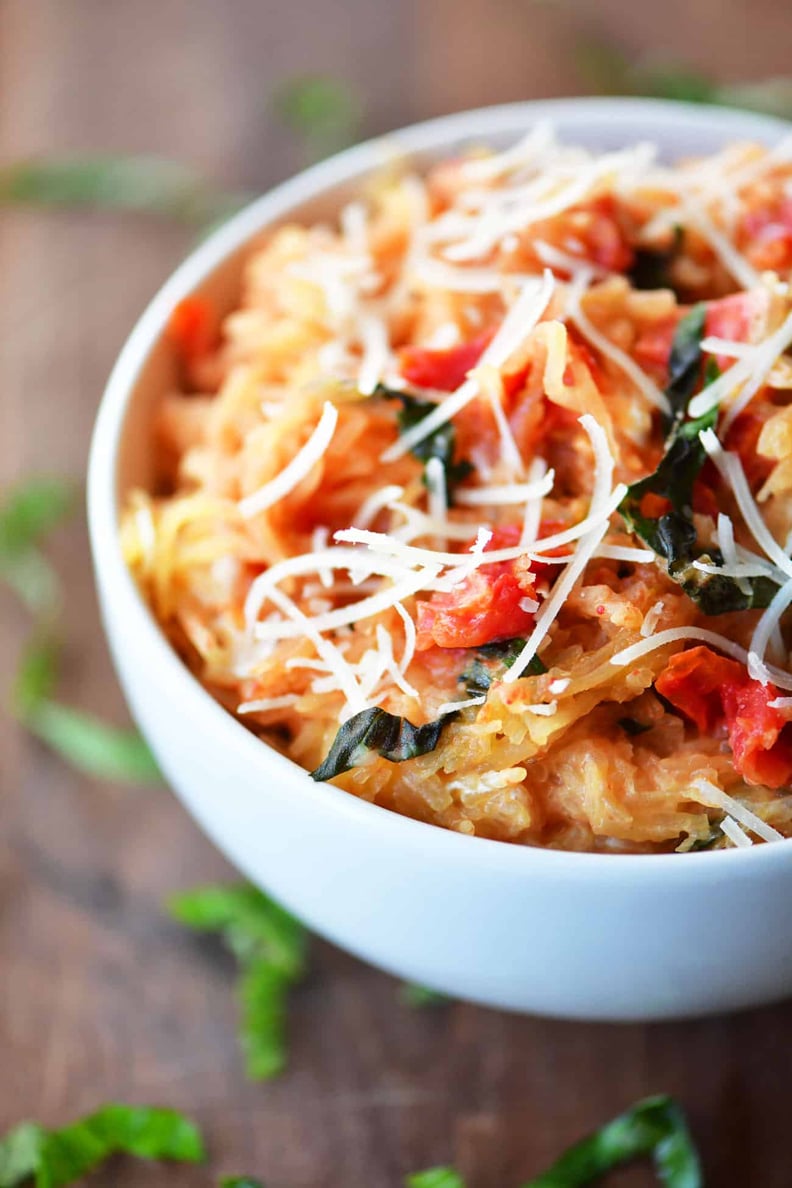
407 1095 700 1188
12 635 161 785
619 312 780 614
462 637 546 697
400 982 450 1008
523 1094 701 1187
311 706 459 782
167 883 308 1080
273 76 362 163
664 304 707 429
577 36 792 120
0 1103 204 1188
221 1180 266 1188
0 156 244 225
0 478 76 616
406 1171 466 1188
375 385 473 503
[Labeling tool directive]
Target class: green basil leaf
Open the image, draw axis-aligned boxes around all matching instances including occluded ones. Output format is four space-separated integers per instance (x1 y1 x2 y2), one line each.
0 478 76 557
274 76 362 163
620 403 781 612
0 478 76 614
521 1095 701 1187
0 1106 203 1188
665 304 707 426
221 1180 266 1188
375 385 473 502
0 157 243 224
400 982 450 1008
406 1170 467 1188
237 961 293 1081
617 307 778 614
12 636 161 785
167 883 308 1081
0 1124 45 1187
461 637 545 696
12 634 59 719
22 701 161 785
311 706 458 782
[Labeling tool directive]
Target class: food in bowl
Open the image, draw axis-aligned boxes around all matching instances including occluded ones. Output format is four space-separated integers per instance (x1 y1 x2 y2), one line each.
121 122 792 854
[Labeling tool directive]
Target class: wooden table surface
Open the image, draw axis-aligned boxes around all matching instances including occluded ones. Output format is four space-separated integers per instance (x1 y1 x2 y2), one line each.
3 2 792 1184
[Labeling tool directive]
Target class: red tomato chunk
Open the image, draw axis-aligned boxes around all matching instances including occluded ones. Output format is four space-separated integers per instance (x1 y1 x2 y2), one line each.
656 646 792 788
415 525 538 651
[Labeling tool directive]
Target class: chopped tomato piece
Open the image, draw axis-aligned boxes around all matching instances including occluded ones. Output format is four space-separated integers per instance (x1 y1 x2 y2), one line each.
633 314 682 373
580 196 634 273
168 296 218 363
705 289 771 370
400 330 494 392
415 525 538 651
740 196 792 272
656 646 792 788
639 492 672 520
724 409 775 491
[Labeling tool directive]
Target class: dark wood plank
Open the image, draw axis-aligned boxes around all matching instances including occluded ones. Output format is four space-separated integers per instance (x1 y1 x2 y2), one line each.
2 2 792 1185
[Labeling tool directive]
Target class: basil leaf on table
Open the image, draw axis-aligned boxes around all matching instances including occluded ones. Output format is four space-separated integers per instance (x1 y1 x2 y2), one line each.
273 76 362 163
0 157 244 225
400 982 450 1008
0 478 76 615
311 706 459 782
522 1095 701 1187
12 635 161 785
375 385 473 502
0 1104 204 1188
406 1171 467 1188
168 883 308 1081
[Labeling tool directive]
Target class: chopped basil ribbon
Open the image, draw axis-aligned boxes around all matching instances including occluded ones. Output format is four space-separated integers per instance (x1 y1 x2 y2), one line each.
374 385 473 502
0 156 244 225
462 637 546 697
406 1171 466 1188
311 706 459 782
619 309 780 614
12 635 161 785
407 1095 701 1188
400 982 450 1008
0 1104 204 1187
167 883 307 1081
0 477 76 615
522 1095 702 1187
664 303 707 429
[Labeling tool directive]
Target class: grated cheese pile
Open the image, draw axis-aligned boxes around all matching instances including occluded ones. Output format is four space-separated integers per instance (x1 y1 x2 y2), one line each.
122 125 792 853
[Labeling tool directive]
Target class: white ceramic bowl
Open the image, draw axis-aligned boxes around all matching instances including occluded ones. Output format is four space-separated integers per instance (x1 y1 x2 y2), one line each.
89 98 792 1021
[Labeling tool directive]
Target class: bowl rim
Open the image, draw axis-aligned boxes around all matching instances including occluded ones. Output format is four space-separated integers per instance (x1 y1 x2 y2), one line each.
88 95 792 876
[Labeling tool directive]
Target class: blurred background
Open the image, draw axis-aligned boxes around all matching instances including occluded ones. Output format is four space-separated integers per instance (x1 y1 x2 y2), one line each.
3 1 792 1185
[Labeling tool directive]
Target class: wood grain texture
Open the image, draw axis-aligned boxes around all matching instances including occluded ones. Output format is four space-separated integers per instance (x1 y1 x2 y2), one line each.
1 1 792 1184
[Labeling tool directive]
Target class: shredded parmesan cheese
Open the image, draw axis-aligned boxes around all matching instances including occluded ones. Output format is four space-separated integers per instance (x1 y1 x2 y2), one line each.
238 402 338 518
693 778 784 843
721 815 753 848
